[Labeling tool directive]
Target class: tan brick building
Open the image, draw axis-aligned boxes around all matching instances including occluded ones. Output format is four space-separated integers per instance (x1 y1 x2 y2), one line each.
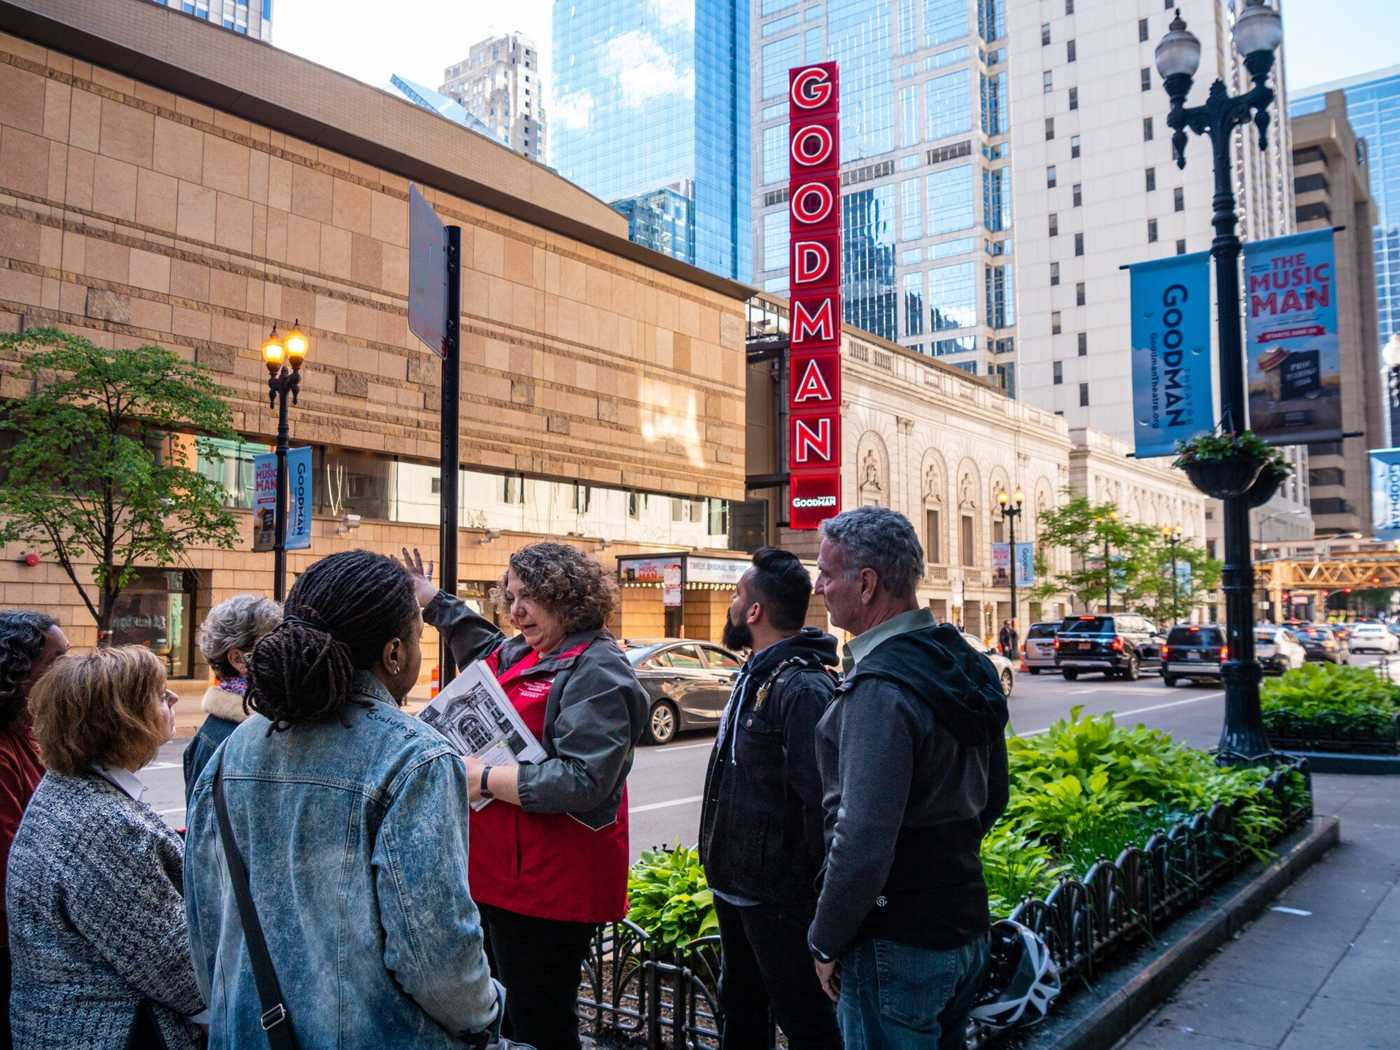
0 0 752 677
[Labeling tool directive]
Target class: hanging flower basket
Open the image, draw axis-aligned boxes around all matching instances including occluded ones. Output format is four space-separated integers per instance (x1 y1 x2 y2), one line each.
1245 461 1291 508
1173 431 1273 500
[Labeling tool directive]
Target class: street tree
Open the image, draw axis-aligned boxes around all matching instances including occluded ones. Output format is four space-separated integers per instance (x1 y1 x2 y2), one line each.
1124 535 1222 626
1029 495 1149 613
0 327 240 640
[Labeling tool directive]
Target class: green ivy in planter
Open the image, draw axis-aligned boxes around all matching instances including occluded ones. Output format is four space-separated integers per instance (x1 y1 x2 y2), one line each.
1172 429 1275 469
626 843 718 954
1261 663 1400 747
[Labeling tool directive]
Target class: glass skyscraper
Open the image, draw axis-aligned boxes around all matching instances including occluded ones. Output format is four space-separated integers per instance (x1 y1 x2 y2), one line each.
552 0 751 282
1294 67 1400 360
148 0 271 41
752 0 1013 387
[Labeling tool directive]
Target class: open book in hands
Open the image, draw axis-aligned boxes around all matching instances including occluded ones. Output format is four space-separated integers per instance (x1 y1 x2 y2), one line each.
419 660 546 810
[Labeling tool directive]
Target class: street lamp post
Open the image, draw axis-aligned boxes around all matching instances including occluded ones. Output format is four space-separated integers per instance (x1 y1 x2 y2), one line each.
1102 508 1117 613
1162 524 1183 624
262 321 309 603
1156 0 1283 762
997 488 1024 645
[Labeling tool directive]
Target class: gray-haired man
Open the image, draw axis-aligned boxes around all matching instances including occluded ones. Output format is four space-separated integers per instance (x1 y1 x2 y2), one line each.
808 506 1009 1049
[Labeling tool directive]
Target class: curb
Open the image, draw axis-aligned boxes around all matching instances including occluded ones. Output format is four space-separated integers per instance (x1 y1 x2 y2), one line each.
1277 750 1400 775
1013 815 1340 1050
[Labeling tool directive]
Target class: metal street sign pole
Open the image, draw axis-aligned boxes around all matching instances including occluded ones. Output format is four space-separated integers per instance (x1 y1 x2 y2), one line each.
440 226 461 684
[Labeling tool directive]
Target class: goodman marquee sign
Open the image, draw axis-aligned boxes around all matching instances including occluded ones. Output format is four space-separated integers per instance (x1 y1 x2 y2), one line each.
787 62 842 530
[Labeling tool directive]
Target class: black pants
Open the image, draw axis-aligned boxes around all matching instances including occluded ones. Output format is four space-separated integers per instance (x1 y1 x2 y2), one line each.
714 896 842 1050
478 902 594 1050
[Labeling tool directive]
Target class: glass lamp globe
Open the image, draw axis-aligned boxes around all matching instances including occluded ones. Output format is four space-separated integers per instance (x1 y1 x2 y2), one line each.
1232 0 1283 59
1155 12 1202 79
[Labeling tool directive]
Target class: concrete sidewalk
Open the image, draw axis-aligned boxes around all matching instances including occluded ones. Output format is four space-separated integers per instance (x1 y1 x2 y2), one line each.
1113 773 1400 1050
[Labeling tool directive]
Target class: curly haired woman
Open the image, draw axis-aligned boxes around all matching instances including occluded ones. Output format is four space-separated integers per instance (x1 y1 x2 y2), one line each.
404 543 647 1050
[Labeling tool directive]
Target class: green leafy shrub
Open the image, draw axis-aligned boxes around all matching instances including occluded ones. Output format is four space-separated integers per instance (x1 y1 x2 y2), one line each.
1261 663 1400 748
626 844 717 954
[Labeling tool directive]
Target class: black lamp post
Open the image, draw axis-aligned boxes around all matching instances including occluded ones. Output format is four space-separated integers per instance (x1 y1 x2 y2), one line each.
1156 0 1283 763
1101 508 1116 613
1162 524 1183 624
997 487 1024 644
261 321 309 603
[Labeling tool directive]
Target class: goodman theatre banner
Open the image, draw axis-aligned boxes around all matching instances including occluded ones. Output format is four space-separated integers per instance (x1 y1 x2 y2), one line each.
1128 251 1214 458
1370 449 1400 540
787 62 842 530
1244 229 1342 445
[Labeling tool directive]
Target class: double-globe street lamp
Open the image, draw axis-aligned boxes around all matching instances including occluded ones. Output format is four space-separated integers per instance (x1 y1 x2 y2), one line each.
1155 0 1284 762
996 487 1024 645
261 321 310 603
1101 507 1117 613
1162 524 1184 625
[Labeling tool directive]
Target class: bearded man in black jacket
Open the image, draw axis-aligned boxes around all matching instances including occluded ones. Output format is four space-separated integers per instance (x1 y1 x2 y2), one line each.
809 506 1010 1050
698 546 841 1050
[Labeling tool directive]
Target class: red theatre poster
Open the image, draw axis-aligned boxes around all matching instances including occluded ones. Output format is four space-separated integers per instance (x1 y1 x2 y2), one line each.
787 61 841 530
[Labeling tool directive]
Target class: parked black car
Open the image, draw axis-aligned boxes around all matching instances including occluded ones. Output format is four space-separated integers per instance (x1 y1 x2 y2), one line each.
1161 624 1226 686
623 638 743 744
1054 614 1165 681
1294 624 1350 665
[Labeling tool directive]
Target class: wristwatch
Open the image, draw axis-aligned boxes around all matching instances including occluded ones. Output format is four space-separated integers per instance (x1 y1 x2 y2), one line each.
480 765 493 799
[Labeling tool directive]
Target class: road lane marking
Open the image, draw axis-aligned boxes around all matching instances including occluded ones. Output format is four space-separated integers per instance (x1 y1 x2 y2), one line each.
630 795 703 813
640 742 714 755
158 807 186 816
1013 691 1223 738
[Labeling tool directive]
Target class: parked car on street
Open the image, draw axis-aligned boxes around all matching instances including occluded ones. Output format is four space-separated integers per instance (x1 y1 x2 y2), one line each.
623 638 743 745
1054 614 1165 681
1346 622 1399 654
1161 624 1226 686
960 630 1016 697
1255 626 1307 674
1294 624 1350 665
1022 620 1068 674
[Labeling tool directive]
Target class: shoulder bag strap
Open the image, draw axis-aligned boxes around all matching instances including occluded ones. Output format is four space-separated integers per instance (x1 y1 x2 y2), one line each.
213 770 300 1050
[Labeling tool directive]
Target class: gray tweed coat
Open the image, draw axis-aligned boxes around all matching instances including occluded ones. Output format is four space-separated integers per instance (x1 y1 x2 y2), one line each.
6 771 204 1050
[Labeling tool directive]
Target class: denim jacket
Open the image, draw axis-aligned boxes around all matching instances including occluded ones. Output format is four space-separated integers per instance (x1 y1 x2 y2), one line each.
184 672 502 1049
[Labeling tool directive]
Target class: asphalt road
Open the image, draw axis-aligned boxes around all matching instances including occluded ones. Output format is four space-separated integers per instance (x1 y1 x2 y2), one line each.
141 656 1386 860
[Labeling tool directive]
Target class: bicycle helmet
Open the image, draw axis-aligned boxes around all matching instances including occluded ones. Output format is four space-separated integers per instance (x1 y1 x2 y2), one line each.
970 919 1061 1029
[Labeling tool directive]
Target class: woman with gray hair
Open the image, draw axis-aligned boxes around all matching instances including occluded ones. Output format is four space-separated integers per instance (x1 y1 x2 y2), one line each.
402 543 646 1050
181 594 281 801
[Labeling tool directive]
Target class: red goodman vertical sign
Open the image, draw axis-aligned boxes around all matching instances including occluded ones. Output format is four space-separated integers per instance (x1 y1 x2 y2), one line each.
787 62 841 530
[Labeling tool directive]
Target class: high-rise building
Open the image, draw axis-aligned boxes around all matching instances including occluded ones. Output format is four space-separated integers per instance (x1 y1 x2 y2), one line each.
1008 0 1310 543
387 75 503 144
552 0 751 282
440 33 546 164
1293 67 1400 432
148 0 270 41
1290 93 1383 537
750 0 1015 389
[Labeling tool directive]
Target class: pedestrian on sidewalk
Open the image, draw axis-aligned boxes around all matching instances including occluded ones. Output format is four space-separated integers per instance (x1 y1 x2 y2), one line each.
181 594 281 802
809 507 1010 1050
405 544 647 1050
185 550 505 1049
0 611 68 1050
998 619 1018 659
698 547 842 1050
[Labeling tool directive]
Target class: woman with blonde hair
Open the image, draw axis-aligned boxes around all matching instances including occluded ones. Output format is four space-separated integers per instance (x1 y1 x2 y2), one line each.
7 645 203 1050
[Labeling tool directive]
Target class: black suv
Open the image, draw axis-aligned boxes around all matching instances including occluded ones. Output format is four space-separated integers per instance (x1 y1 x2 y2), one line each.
1161 624 1226 686
1054 614 1164 681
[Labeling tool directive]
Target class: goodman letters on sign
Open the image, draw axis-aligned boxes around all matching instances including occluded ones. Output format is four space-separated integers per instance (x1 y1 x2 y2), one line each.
1128 251 1214 458
787 61 842 530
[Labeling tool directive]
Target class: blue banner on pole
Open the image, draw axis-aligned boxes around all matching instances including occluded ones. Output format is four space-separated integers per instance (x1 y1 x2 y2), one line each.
1129 251 1214 458
1014 542 1034 588
1370 449 1400 540
286 446 313 551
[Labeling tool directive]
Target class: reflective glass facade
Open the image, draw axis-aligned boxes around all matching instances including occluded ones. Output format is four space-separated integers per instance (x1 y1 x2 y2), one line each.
553 0 751 281
752 0 1014 382
147 0 270 40
1294 69 1400 357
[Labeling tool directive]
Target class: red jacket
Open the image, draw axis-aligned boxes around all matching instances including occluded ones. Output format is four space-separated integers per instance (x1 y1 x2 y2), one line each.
0 719 45 933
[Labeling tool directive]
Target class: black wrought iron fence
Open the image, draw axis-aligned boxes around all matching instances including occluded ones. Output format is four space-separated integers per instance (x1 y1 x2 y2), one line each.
577 759 1311 1049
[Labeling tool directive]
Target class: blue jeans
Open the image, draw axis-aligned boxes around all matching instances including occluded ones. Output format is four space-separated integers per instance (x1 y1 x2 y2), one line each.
837 935 990 1050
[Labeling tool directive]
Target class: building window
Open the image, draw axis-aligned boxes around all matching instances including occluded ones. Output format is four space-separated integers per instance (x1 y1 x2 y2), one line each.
1077 331 1087 356
1176 239 1187 255
1041 22 1051 45
503 474 525 504
1052 310 1062 334
1173 186 1185 212
1138 17 1149 42
1046 116 1055 140
1146 167 1157 191
1074 232 1084 256
925 508 942 563
1043 69 1054 93
1075 281 1086 306
1068 86 1078 110
1049 212 1059 236
1079 382 1090 407
1072 183 1082 207
1066 0 1074 13
961 514 976 566
1066 39 1077 62
1050 261 1060 285
1147 218 1159 242
1141 67 1152 92
1143 116 1154 141
1070 135 1081 158
1053 360 1064 384
1046 164 1058 188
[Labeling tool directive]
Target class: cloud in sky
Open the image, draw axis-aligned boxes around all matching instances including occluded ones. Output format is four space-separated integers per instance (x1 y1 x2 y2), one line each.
602 30 694 108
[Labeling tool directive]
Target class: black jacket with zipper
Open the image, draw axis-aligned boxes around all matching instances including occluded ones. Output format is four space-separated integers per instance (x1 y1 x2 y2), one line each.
698 628 839 907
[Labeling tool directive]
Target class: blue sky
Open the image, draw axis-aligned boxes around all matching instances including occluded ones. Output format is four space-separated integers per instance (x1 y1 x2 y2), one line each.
1284 0 1400 92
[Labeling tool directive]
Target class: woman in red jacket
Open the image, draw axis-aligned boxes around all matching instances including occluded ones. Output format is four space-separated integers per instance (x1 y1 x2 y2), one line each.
403 545 646 1050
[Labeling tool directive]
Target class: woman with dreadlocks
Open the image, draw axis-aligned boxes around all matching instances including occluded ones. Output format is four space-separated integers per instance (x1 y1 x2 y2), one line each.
182 550 511 1050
